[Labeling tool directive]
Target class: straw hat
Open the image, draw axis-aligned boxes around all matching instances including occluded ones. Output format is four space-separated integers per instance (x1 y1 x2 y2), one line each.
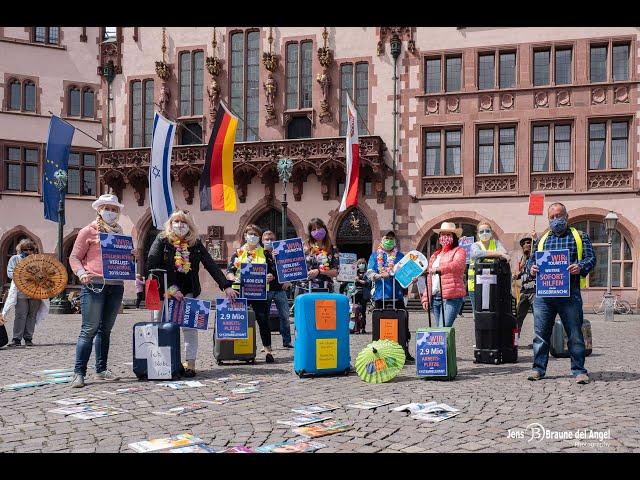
433 221 463 237
92 193 124 211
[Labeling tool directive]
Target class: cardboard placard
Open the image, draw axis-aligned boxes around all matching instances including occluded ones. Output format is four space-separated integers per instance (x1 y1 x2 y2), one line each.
316 338 337 369
99 233 135 280
337 253 358 282
272 237 309 283
528 193 545 216
233 327 254 355
147 346 172 380
315 300 336 330
379 318 399 343
536 249 570 297
215 298 249 339
416 330 448 377
240 263 267 300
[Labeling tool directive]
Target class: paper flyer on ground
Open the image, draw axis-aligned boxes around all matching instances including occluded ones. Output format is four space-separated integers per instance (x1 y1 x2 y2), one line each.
391 402 439 413
409 403 460 422
293 420 354 438
156 381 205 389
152 403 207 416
128 433 204 453
231 386 258 394
276 415 333 427
256 439 327 453
217 446 255 453
169 444 217 453
291 403 341 415
346 399 394 410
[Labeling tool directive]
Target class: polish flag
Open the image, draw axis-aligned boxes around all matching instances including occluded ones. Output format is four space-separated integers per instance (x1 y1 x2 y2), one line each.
339 95 360 212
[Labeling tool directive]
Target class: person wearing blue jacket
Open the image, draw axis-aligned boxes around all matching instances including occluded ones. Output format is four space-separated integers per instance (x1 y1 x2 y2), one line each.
366 231 414 363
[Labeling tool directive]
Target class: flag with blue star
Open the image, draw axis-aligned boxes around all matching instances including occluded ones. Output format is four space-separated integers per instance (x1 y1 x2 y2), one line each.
44 115 75 223
149 112 177 228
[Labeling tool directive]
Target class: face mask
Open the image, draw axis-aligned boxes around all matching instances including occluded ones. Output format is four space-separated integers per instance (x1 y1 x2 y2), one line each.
20 252 28 258
263 240 273 251
550 217 568 235
382 239 396 250
245 234 259 246
439 235 453 247
311 228 326 241
172 222 189 237
100 210 119 225
478 230 492 242
358 264 366 272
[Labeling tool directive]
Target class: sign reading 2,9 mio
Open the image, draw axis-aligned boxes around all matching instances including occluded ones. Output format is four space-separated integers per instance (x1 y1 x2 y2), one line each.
215 298 248 339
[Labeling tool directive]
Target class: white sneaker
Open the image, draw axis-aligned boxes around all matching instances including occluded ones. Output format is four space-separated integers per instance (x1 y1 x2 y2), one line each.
71 374 85 388
95 370 120 381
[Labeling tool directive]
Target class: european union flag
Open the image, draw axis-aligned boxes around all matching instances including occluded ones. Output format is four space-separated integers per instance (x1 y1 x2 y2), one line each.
43 115 74 223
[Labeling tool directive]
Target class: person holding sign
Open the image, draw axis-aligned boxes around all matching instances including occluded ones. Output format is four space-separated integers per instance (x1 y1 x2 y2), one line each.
262 230 293 348
513 235 536 342
69 194 135 388
468 222 509 315
526 203 596 385
147 210 236 377
297 218 339 295
226 224 277 363
420 222 467 328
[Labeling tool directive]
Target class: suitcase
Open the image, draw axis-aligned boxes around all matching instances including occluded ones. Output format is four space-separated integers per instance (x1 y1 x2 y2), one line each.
371 278 408 349
474 311 518 364
417 273 457 380
268 301 281 333
473 258 513 316
213 308 257 365
133 269 183 380
550 317 593 358
293 291 351 377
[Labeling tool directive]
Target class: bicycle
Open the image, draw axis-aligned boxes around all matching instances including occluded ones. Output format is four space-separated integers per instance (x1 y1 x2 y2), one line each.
592 293 632 315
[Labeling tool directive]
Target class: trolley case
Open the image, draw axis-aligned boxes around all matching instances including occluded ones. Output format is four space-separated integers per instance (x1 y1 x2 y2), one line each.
417 272 457 380
371 278 408 348
213 308 257 365
133 269 183 380
293 291 351 377
550 317 593 358
268 301 281 333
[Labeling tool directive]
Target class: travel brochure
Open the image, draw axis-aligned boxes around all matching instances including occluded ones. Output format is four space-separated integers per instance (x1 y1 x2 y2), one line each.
49 404 127 420
408 403 460 422
156 381 205 390
256 439 327 453
293 420 354 438
276 415 334 427
346 399 394 410
217 446 255 453
231 386 259 394
291 403 341 415
152 403 208 416
129 433 204 453
169 444 217 453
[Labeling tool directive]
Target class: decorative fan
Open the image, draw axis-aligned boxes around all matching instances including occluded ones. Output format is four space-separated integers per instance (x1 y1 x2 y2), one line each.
13 254 68 299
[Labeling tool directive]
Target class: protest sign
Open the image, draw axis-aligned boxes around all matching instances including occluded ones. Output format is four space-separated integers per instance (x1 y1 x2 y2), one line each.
271 238 308 283
393 250 428 289
147 346 172 380
337 253 358 282
536 249 570 297
215 298 249 339
240 263 267 300
99 233 135 280
163 297 211 330
528 193 545 216
416 330 448 377
459 236 474 264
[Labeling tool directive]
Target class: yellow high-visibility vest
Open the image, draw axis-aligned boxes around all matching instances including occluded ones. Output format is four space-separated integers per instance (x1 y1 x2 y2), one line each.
467 239 496 292
537 227 586 289
231 247 269 291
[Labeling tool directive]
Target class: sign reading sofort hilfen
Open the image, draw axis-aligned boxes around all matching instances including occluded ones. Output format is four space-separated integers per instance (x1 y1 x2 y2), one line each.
535 249 570 297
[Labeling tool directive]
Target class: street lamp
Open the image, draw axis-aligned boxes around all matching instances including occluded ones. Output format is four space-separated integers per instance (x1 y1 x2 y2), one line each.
49 169 71 314
389 33 401 233
603 211 619 322
277 158 293 240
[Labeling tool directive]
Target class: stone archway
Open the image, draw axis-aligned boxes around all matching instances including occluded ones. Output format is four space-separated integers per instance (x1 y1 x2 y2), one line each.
332 207 374 261
0 226 43 287
235 198 304 247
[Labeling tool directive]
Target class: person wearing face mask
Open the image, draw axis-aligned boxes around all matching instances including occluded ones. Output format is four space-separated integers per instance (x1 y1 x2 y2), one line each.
420 222 467 328
366 231 414 362
261 230 293 348
526 203 596 385
4 239 45 347
468 222 509 315
69 194 134 387
297 218 339 295
227 224 278 363
147 210 237 376
353 258 371 333
513 235 537 343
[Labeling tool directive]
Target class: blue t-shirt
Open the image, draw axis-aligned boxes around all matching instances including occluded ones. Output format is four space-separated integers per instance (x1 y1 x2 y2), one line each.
367 250 407 301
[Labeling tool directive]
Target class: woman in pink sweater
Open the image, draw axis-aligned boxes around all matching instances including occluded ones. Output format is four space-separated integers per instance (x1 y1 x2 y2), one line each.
421 222 467 327
68 194 133 388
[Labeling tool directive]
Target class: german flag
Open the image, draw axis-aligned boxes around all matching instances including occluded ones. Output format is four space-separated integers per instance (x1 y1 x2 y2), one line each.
200 102 238 212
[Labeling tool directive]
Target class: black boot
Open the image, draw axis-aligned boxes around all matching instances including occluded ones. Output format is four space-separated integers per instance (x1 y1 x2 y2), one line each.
404 349 415 364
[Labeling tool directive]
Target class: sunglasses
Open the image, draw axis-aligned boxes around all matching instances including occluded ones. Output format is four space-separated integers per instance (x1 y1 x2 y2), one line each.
478 229 492 234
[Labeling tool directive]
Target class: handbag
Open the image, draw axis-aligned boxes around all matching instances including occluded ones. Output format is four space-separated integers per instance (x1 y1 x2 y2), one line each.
0 323 8 348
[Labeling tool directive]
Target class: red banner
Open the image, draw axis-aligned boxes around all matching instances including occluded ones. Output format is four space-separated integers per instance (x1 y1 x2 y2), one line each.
145 278 162 311
528 193 545 216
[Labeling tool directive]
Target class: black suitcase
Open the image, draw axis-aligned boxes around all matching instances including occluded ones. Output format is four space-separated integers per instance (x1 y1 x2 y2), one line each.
268 301 281 333
473 259 518 364
133 269 183 380
372 278 408 348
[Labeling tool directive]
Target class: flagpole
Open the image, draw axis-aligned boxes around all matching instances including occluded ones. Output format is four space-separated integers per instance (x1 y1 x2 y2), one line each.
47 111 109 149
220 100 266 143
345 92 373 137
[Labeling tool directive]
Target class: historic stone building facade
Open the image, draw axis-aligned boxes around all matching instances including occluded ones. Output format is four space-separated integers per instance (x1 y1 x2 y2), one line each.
1 26 639 307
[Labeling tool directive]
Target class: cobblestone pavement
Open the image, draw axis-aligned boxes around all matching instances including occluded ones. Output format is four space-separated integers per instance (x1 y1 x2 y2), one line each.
1 309 638 453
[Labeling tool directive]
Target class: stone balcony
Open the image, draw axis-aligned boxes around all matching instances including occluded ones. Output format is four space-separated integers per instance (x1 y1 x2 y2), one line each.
97 135 388 206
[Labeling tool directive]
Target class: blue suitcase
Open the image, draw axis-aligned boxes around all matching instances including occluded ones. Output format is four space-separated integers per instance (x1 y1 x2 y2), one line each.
293 292 351 377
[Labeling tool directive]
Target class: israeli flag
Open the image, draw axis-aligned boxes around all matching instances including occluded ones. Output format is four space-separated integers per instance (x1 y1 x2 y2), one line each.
149 112 176 228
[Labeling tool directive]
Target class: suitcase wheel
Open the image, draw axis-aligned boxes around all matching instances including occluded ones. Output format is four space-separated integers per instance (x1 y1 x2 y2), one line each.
343 368 350 376
297 370 306 378
216 360 224 366
246 359 256 365
136 375 145 381
494 358 500 365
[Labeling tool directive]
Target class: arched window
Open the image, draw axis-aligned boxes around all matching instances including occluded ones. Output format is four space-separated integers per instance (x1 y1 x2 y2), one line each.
82 88 94 118
422 221 478 259
24 81 36 112
286 116 312 139
572 220 633 288
9 79 21 110
253 208 296 242
69 87 81 116
2 233 34 287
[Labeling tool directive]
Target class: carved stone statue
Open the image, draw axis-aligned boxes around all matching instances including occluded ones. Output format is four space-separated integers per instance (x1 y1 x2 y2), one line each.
158 82 170 115
207 78 220 121
317 70 332 123
264 74 277 124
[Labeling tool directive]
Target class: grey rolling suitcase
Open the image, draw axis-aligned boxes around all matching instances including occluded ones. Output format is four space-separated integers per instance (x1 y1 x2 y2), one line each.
213 308 257 365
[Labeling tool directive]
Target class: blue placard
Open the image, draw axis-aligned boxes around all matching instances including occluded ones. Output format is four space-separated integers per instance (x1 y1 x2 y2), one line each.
163 297 211 330
459 236 474 264
536 249 570 297
240 263 267 300
271 237 309 283
215 298 248 339
416 330 448 377
394 260 424 289
99 233 135 280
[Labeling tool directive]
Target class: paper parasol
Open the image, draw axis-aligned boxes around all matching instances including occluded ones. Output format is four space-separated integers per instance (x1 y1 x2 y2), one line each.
355 340 406 384
13 254 68 299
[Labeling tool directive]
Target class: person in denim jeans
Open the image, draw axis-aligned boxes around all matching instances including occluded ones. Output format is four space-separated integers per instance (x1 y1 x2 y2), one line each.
527 202 596 385
262 230 293 348
69 194 135 388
